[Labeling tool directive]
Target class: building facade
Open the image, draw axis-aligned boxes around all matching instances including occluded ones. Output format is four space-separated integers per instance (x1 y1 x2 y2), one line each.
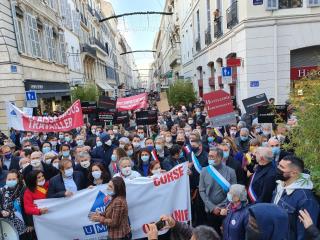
152 0 320 111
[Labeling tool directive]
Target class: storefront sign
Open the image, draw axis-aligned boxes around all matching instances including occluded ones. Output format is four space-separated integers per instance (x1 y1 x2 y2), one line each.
204 90 236 127
227 58 241 67
242 93 268 116
291 66 320 80
116 93 148 112
6 100 84 132
24 80 70 98
258 105 288 123
136 110 158 125
253 0 263 5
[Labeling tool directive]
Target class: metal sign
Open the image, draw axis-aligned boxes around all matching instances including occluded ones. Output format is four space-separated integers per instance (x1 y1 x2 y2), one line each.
222 67 232 84
253 0 263 5
250 81 260 87
25 91 38 108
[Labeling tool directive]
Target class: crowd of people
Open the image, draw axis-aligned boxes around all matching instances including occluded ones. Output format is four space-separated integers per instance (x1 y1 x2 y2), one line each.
0 97 319 240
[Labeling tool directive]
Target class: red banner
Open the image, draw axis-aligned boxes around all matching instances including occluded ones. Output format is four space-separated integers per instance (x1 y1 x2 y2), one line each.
116 93 148 112
22 100 84 132
204 90 234 118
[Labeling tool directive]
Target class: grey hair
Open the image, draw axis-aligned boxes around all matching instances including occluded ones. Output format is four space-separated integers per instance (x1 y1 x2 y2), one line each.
230 184 247 202
119 137 130 144
155 136 165 143
240 128 249 134
78 151 91 159
237 121 246 129
209 147 223 159
119 157 131 165
257 147 274 162
193 225 220 240
268 137 279 144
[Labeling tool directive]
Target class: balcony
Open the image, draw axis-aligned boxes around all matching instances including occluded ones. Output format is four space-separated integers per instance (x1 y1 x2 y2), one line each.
89 37 108 54
205 29 212 45
80 43 97 58
226 1 238 29
169 48 181 67
195 37 201 52
214 16 223 38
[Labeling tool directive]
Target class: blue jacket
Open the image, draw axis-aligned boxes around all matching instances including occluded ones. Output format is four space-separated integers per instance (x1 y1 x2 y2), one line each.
47 171 85 198
162 156 186 171
223 203 249 240
90 145 115 168
251 162 276 203
249 203 289 240
273 175 319 240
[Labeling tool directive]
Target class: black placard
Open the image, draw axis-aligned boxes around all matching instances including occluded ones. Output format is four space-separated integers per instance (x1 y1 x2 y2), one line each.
258 105 288 123
242 93 268 116
97 108 116 125
81 101 97 114
98 96 116 110
136 110 158 125
115 111 129 124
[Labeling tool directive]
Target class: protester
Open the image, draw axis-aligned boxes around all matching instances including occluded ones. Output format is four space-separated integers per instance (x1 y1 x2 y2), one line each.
109 147 127 177
48 159 85 198
90 133 115 168
235 128 250 153
89 177 131 240
1 145 20 170
74 151 92 184
148 160 164 176
114 157 141 180
135 148 152 176
154 136 169 163
162 144 185 171
268 137 290 163
88 162 110 186
273 155 319 240
199 147 237 234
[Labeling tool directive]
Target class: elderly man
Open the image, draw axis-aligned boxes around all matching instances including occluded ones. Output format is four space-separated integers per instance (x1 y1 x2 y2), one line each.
113 157 141 180
154 136 170 163
74 151 92 184
22 151 58 181
268 137 290 163
1 145 20 170
199 147 236 234
235 128 250 153
248 147 276 203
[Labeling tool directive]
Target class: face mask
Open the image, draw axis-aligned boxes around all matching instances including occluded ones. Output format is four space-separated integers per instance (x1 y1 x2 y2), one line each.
276 168 290 181
138 133 144 139
111 154 117 162
22 163 30 169
176 141 184 146
255 127 261 134
96 132 100 136
91 130 96 135
109 135 115 140
59 134 64 139
179 151 184 159
92 170 102 180
50 141 57 147
45 159 52 165
6 180 17 188
96 141 102 147
4 153 12 159
230 130 237 136
37 179 45 186
133 142 140 148
24 146 32 150
155 145 163 151
31 159 41 168
207 136 214 143
263 130 271 136
272 146 281 156
227 193 233 202
119 144 125 149
188 120 194 125
80 161 90 169
240 136 248 142
141 155 150 163
43 135 47 140
261 141 268 147
208 159 218 166
196 112 201 116
106 188 114 196
105 140 112 146
127 150 133 156
146 146 154 152
191 146 199 152
124 131 130 137
121 167 132 176
113 129 118 134
77 140 84 146
178 113 182 117
65 136 71 142
151 169 161 175
62 151 70 158
53 162 59 169
64 168 73 177
165 137 172 143
223 151 230 158
42 147 51 154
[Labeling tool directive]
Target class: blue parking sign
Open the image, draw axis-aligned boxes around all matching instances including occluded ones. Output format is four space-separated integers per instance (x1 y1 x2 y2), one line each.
26 91 37 101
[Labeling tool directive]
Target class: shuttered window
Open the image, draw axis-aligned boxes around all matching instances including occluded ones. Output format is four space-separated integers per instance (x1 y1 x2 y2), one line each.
266 0 278 10
26 14 41 58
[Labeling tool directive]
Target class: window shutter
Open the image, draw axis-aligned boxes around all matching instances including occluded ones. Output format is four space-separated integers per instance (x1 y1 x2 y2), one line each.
266 0 278 10
308 0 320 7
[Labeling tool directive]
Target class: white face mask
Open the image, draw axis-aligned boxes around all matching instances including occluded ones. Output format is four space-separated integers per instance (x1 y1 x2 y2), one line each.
31 159 41 168
92 170 102 180
105 140 112 146
45 159 52 165
121 167 132 176
52 162 59 169
37 180 45 186
21 163 30 169
151 169 161 175
80 161 90 169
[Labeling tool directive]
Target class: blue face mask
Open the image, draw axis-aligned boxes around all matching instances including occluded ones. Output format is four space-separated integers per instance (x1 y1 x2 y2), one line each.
227 193 233 202
208 159 217 166
96 141 102 147
4 153 12 159
155 145 163 151
42 147 51 154
272 146 281 156
6 180 17 188
240 136 248 142
138 133 144 139
77 140 84 146
65 136 71 142
146 146 154 152
141 155 150 163
207 136 214 143
179 151 184 159
223 151 230 159
191 146 199 152
62 151 70 157
127 150 133 156
106 188 114 196
111 154 117 162
261 142 268 147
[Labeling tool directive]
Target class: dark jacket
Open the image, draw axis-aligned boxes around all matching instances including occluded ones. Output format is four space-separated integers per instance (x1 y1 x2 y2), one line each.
223 203 249 240
235 137 250 153
2 156 20 171
47 171 85 198
162 156 186 171
0 168 8 188
248 203 289 240
251 162 276 203
225 156 246 185
155 147 170 163
90 145 115 168
74 164 90 186
202 135 223 152
187 149 208 190
306 225 320 240
22 162 59 181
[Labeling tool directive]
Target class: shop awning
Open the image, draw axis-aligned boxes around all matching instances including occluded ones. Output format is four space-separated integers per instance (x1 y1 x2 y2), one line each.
24 80 70 98
96 81 114 91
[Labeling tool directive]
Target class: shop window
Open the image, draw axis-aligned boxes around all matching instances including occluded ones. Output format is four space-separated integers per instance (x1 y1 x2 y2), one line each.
279 0 302 8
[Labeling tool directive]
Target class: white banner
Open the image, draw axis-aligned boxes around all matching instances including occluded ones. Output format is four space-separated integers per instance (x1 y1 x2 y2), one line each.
33 163 191 240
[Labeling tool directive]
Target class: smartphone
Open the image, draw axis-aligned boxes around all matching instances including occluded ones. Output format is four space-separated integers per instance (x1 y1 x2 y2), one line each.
155 220 166 230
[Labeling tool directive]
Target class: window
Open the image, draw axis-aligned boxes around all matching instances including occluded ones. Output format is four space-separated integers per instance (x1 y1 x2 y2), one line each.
58 32 67 65
308 0 320 7
266 0 278 9
279 0 302 8
44 24 56 61
206 0 211 28
26 14 41 58
72 10 80 36
196 10 200 39
46 0 57 11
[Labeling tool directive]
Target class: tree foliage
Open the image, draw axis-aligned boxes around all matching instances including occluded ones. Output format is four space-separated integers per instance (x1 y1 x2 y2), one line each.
71 84 99 102
167 80 197 107
287 69 320 194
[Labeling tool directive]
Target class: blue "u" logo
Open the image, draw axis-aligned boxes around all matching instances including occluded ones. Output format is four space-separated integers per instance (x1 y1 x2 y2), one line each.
83 225 96 235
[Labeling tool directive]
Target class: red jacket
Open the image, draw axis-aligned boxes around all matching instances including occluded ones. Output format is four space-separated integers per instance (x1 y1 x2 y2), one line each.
23 181 49 215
